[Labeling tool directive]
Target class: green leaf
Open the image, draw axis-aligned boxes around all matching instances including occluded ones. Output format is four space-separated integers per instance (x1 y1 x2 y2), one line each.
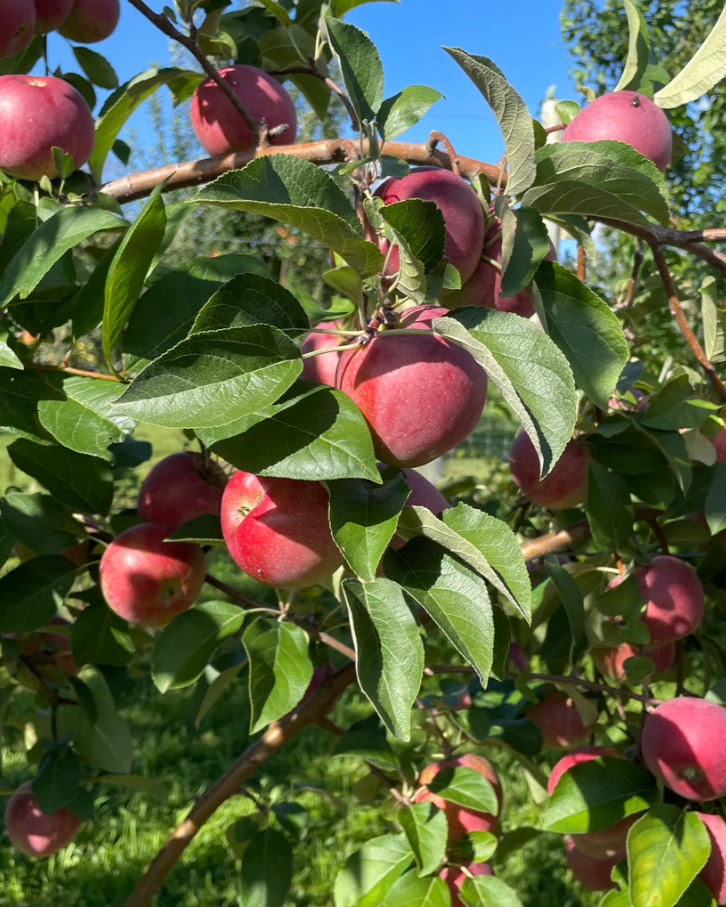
89 67 203 182
328 471 411 582
0 493 84 554
554 100 580 125
0 556 77 633
32 747 82 814
192 156 384 277
535 261 629 410
333 730 400 773
122 272 217 369
61 669 134 773
381 199 446 275
522 179 657 235
397 502 530 620
191 272 309 338
70 602 134 667
72 46 119 89
398 801 448 877
103 182 167 371
8 439 114 514
252 0 291 26
586 462 634 552
37 376 133 461
455 830 499 864
615 0 653 92
153 601 246 693
0 368 59 445
0 340 23 370
701 276 726 364
378 86 444 141
324 17 384 125
167 514 226 546
385 872 450 907
334 833 413 907
544 757 658 834
628 806 711 907
545 559 585 644
706 463 726 536
460 875 525 907
242 618 314 734
181 253 268 282
383 539 495 686
208 383 380 482
642 376 720 431
443 48 535 197
114 325 302 430
426 765 499 815
343 577 424 740
654 3 726 108
240 828 293 907
0 207 125 307
532 141 670 225
498 203 551 297
433 310 576 477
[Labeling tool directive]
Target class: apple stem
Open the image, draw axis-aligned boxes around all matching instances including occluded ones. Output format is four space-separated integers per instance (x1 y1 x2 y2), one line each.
301 341 361 359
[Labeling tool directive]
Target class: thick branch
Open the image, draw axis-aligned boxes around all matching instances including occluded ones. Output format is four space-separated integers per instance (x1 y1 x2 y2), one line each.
99 139 504 203
122 662 356 907
125 0 260 146
650 245 726 401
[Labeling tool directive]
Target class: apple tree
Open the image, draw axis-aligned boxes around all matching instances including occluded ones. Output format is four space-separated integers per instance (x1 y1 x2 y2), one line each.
1 1 726 906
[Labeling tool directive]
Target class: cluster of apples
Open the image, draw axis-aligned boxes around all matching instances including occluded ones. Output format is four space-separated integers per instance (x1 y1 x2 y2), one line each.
0 0 119 182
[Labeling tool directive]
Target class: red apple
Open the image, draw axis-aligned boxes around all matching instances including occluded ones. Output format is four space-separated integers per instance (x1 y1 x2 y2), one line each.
562 91 672 171
99 523 205 627
191 65 297 156
34 0 73 32
220 471 343 589
0 0 35 58
528 689 596 751
300 320 344 387
415 754 502 843
565 837 619 891
440 862 493 907
698 812 726 905
593 640 675 682
446 224 557 318
641 697 726 801
509 432 589 509
399 467 449 514
608 555 704 645
58 0 119 42
0 75 95 181
609 387 649 412
138 452 227 530
4 782 81 858
337 305 487 467
373 168 485 286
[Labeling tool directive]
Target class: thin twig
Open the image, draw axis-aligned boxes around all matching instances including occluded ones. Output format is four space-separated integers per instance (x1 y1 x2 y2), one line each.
577 243 587 282
125 0 260 146
23 362 123 382
621 238 644 309
428 131 460 177
648 517 670 556
650 244 726 401
268 64 360 131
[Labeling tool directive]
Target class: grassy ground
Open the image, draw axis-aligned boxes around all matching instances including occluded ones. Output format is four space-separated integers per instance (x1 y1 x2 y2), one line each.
0 415 598 907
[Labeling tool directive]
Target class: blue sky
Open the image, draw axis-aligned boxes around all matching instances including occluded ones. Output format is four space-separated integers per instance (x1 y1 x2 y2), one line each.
37 0 579 181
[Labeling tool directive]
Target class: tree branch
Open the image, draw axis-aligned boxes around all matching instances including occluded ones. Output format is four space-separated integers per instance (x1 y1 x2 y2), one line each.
121 662 356 907
650 244 726 401
268 65 359 132
125 0 260 147
99 138 504 203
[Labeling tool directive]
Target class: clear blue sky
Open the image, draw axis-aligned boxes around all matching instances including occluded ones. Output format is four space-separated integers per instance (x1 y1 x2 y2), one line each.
38 0 579 180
